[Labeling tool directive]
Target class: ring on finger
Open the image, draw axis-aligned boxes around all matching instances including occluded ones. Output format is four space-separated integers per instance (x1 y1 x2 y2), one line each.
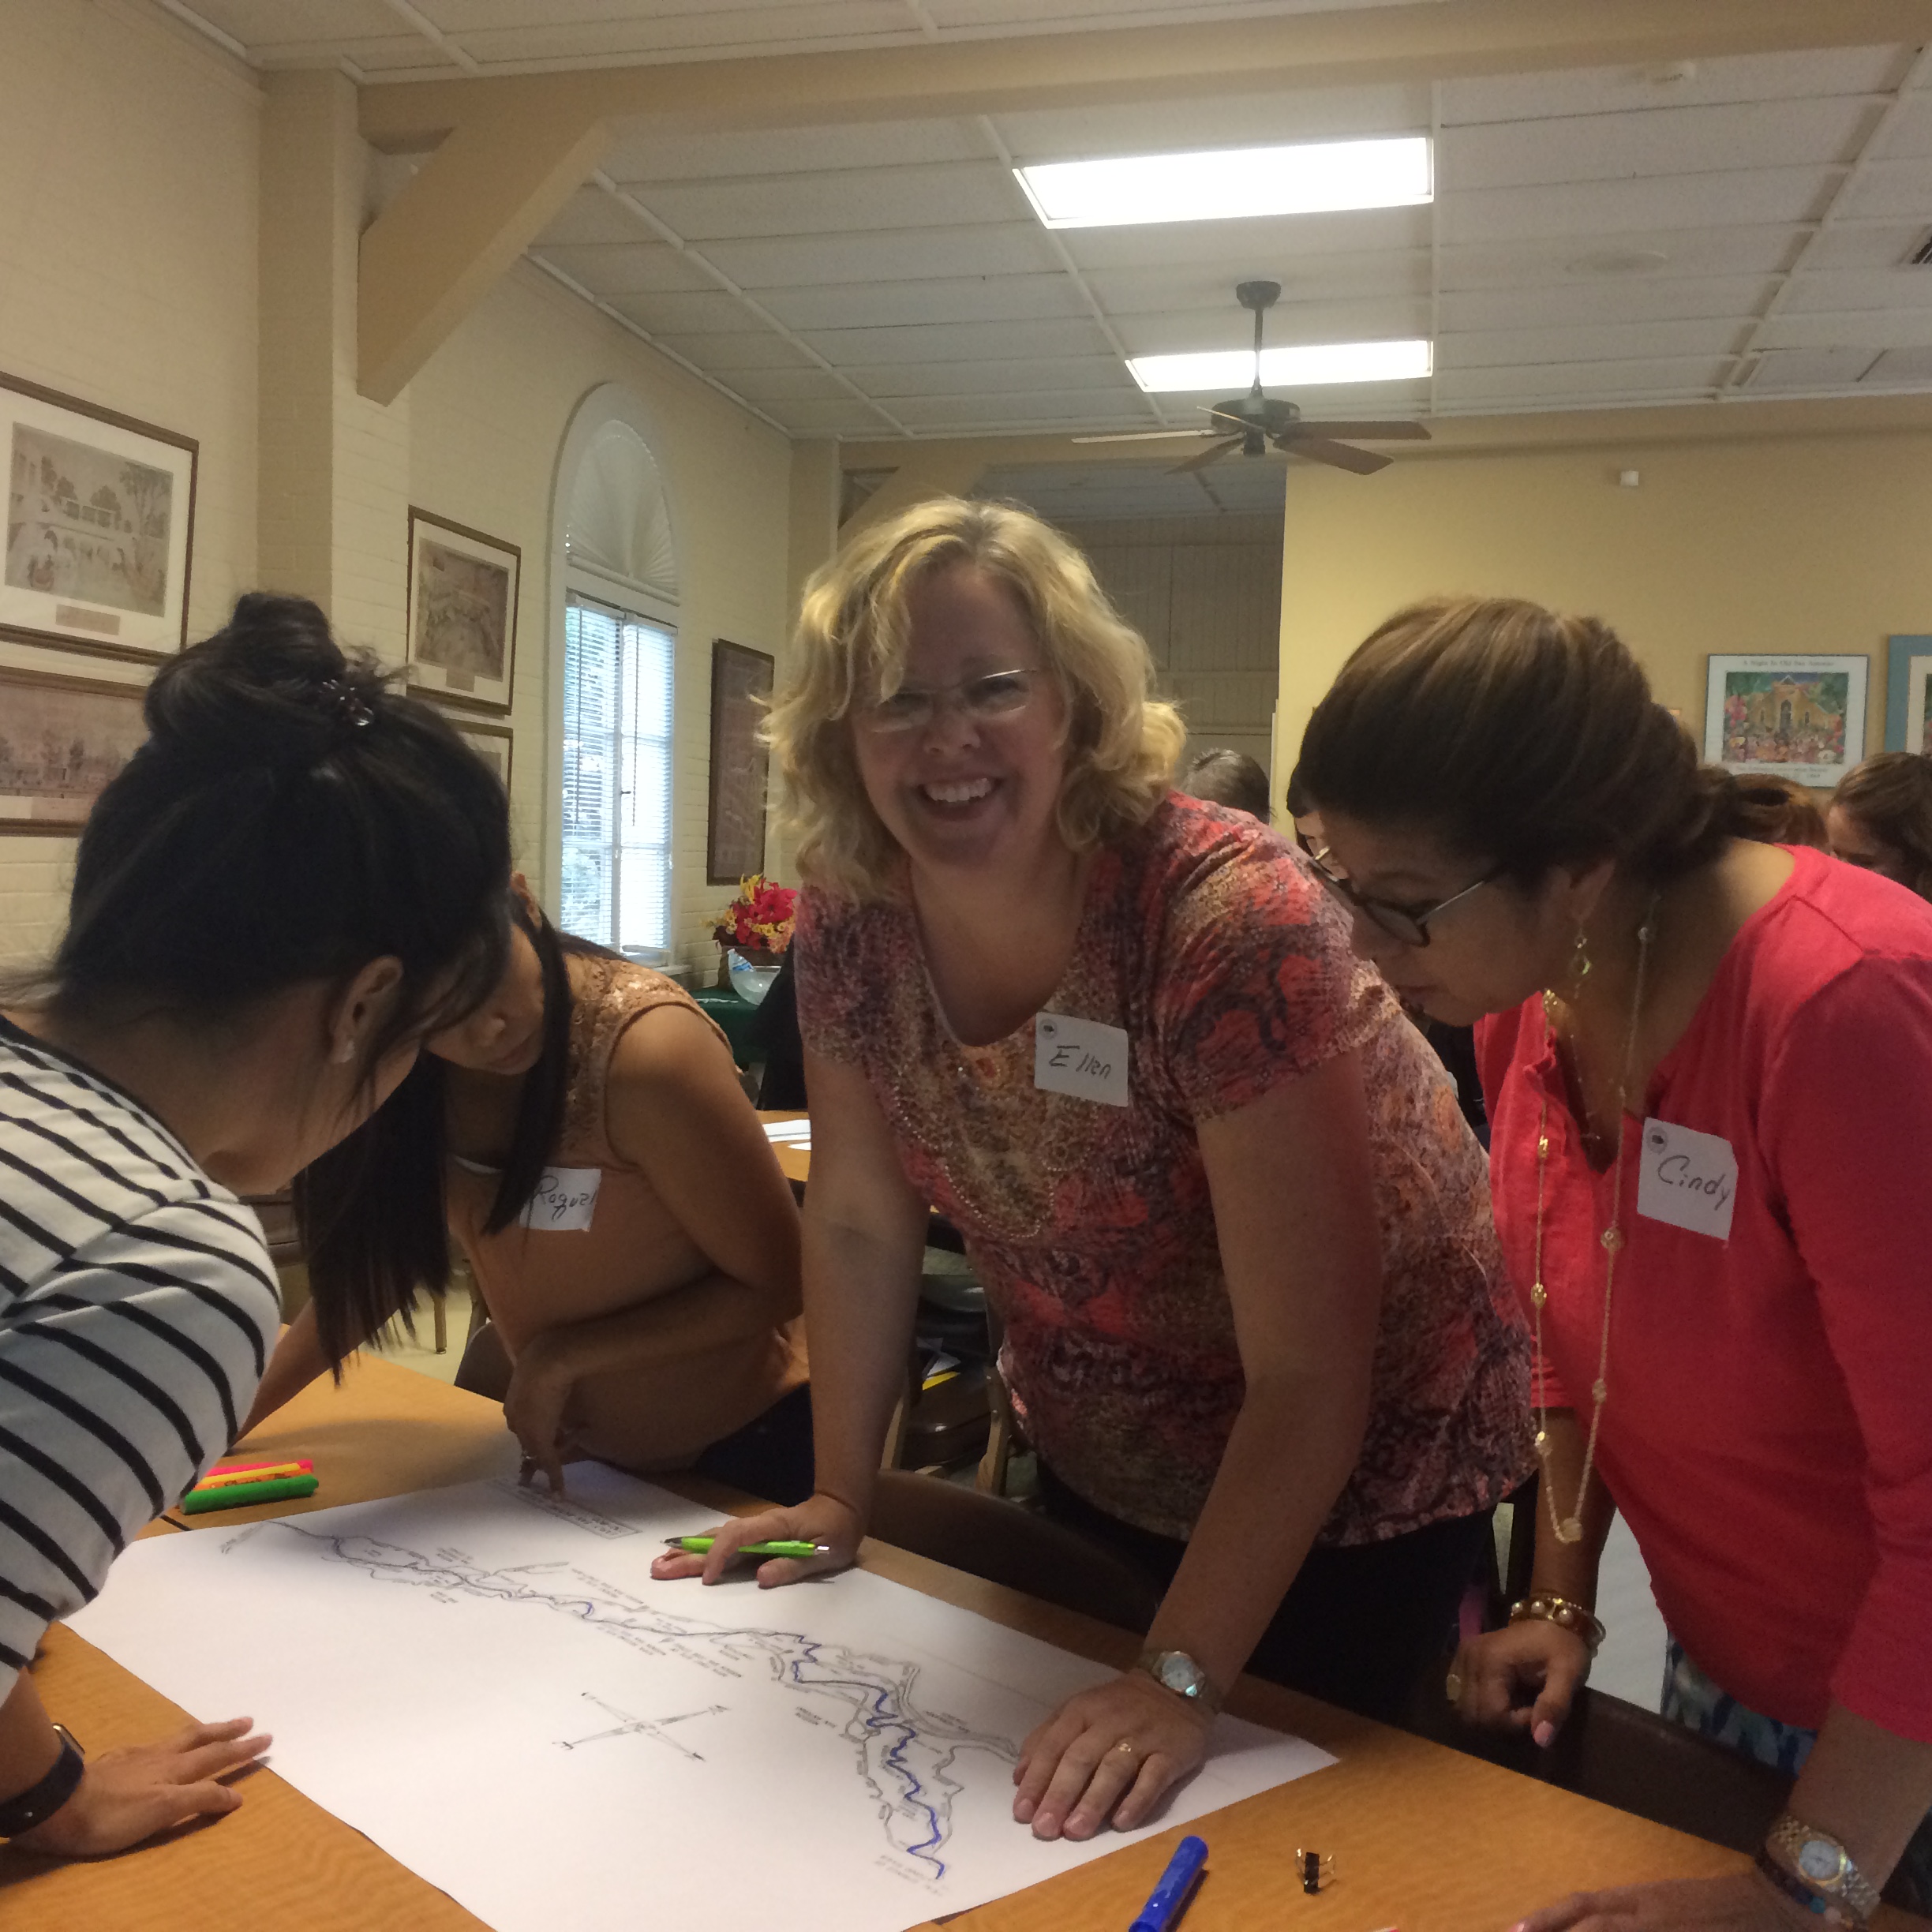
1111 1739 1140 1760
1444 1670 1463 1702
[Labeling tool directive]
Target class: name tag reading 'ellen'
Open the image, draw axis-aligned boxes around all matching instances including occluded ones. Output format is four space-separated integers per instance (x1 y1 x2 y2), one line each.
1636 1118 1737 1241
518 1166 601 1232
1033 1013 1130 1107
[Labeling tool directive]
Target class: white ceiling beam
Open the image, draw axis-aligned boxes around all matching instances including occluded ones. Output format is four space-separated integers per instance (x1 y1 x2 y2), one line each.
1719 43 1932 393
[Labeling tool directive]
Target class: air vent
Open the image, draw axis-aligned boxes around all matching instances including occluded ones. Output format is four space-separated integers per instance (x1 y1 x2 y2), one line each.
1908 231 1932 267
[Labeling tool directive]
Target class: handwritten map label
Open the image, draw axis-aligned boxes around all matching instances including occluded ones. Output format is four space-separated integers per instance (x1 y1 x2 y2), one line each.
518 1165 601 1232
1033 1014 1129 1107
1636 1118 1738 1241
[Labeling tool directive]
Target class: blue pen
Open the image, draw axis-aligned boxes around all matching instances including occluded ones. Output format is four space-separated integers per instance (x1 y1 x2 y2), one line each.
1130 1834 1208 1932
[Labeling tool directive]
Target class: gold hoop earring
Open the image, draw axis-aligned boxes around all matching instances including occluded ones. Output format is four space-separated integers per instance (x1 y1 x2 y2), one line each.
1567 923 1592 993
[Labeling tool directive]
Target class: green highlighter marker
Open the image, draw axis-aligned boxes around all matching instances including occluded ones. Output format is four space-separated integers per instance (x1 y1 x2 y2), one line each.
665 1534 833 1559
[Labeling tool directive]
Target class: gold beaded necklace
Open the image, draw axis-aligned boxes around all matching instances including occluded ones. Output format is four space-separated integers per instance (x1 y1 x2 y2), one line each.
1529 896 1659 1545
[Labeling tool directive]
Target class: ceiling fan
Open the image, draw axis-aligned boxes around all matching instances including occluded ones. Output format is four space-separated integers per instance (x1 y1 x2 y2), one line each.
1075 280 1428 475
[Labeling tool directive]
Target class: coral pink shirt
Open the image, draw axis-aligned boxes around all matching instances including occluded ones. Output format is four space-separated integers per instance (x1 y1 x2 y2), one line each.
1478 846 1932 1739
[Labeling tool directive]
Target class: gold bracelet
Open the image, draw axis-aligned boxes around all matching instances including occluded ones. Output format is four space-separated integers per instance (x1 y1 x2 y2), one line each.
1508 1592 1606 1657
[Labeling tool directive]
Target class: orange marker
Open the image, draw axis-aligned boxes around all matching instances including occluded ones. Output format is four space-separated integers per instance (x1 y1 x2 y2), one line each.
197 1459 313 1488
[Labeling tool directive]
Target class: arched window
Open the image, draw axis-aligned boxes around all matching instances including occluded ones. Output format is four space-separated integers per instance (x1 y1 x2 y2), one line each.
553 399 680 958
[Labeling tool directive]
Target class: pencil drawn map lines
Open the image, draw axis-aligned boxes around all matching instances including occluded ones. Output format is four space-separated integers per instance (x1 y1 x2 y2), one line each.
273 1523 1015 1879
557 1694 726 1759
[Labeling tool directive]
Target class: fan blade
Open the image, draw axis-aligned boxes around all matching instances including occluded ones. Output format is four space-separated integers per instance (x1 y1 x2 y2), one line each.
1171 436 1241 475
1282 436 1392 476
1072 429 1216 444
1286 420 1430 441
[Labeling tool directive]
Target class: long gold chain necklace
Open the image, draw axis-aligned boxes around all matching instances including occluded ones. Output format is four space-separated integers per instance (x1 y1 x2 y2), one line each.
1529 896 1660 1544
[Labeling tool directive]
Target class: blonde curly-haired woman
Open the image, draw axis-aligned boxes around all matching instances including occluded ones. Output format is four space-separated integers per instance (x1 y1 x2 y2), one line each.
653 500 1530 1842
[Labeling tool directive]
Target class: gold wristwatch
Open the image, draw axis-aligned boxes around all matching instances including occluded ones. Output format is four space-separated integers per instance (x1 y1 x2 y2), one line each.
1765 1815 1881 1924
1135 1648 1223 1717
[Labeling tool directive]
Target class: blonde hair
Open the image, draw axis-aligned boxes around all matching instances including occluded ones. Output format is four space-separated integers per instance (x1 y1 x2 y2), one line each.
767 498 1185 900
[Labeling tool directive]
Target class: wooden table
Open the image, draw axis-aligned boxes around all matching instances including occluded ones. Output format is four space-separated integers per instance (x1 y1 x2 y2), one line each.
2 1359 1919 1932
761 1107 812 1189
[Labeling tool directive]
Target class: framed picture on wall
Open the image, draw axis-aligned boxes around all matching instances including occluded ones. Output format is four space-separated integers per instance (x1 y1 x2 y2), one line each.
706 638 774 884
0 661 149 833
1 369 198 662
1884 635 1932 754
449 713 513 794
405 508 519 713
1703 653 1867 790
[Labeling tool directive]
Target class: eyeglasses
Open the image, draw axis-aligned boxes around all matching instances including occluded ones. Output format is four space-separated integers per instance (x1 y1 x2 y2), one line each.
855 668 1038 736
1307 848 1503 948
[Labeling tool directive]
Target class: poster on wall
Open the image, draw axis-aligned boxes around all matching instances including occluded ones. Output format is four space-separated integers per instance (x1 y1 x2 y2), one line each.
1703 653 1867 790
1884 635 1932 754
707 638 773 884
449 714 513 793
1 370 197 662
0 662 149 833
406 509 520 713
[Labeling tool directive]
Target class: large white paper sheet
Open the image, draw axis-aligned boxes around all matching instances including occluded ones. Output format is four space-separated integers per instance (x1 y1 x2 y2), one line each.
72 1469 1333 1932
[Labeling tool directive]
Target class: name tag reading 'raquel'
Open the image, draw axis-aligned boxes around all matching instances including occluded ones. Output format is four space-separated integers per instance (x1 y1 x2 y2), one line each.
1033 1013 1130 1107
518 1166 601 1232
1636 1118 1737 1241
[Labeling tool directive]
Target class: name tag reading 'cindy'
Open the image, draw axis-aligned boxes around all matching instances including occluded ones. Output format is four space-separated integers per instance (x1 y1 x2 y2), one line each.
1033 1013 1129 1107
518 1166 601 1232
1636 1118 1737 1241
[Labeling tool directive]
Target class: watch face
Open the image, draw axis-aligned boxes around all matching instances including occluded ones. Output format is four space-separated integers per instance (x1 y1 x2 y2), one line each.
1157 1654 1204 1698
1797 1840 1844 1885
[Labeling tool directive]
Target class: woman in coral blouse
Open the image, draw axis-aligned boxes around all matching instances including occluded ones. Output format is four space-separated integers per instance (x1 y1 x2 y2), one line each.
1298 597 1932 1927
653 500 1530 1844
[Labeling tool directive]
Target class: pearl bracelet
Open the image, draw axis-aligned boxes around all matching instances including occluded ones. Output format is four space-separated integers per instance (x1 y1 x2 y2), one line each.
1507 1592 1607 1658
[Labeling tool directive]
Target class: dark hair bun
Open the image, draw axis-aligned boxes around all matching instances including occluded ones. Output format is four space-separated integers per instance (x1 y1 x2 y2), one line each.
143 593 389 772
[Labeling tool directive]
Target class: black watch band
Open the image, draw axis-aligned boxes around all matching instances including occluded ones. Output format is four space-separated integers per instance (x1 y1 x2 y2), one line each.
0 1724 85 1838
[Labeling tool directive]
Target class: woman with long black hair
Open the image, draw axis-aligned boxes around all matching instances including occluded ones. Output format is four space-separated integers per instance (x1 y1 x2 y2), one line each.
243 882 808 1503
0 593 511 1858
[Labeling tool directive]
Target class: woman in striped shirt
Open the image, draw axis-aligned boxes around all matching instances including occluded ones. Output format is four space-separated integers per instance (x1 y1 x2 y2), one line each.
0 594 511 1859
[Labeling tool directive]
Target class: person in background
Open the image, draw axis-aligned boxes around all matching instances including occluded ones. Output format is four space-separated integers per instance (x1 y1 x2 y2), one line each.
1828 751 1932 900
242 885 808 1503
1733 774 1828 850
1300 595 1932 1927
1177 746 1271 822
746 945 807 1110
654 498 1530 1844
0 595 511 1858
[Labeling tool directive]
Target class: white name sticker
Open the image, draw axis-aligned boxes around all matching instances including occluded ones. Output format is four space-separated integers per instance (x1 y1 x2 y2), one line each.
518 1166 601 1233
1636 1118 1737 1242
1033 1013 1130 1107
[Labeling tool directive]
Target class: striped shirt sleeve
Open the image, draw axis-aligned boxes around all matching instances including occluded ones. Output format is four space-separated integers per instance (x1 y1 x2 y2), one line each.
0 1035 279 1703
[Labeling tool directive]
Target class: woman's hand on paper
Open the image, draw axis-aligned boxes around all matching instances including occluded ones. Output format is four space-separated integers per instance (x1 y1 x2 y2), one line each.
1448 1619 1591 1747
10 1717 271 1859
648 1491 863 1589
503 1335 583 1495
1012 1668 1211 1842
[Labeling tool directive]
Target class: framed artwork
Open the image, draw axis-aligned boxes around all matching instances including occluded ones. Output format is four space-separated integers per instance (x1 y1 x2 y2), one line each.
706 638 773 884
451 715 513 793
405 509 519 713
1703 653 1867 790
0 661 148 833
1 369 198 662
1884 635 1932 754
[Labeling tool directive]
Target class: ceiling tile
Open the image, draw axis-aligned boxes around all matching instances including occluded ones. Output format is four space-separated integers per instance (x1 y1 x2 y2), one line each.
1743 346 1884 391
628 162 1021 242
863 357 1137 399
1114 296 1432 354
1445 317 1743 369
695 223 1060 286
601 118 987 184
653 331 822 370
530 242 717 295
535 188 663 247
1084 253 1430 313
1440 224 1801 287
1757 307 1932 351
1063 206 1432 271
1801 221 1928 269
1442 168 1837 243
1442 97 1873 193
438 3 920 64
713 365 880 402
894 391 1158 429
1784 268 1932 313
1861 344 1932 384
1440 47 1908 126
593 288 770 335
1874 92 1932 162
799 317 1107 363
1834 157 1932 221
188 0 410 49
1434 356 1728 405
769 399 898 436
754 275 1088 330
1440 275 1773 330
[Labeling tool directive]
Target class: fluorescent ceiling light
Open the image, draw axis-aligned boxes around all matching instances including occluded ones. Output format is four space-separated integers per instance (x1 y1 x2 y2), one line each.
1129 339 1433 392
1016 136 1430 230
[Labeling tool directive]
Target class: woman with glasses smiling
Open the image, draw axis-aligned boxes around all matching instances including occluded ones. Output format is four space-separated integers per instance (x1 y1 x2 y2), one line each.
652 500 1530 1845
1299 596 1932 1928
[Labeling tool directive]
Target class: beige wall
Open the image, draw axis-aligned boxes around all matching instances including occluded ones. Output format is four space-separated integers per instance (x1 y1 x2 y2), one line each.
1276 429 1932 777
0 0 259 961
1062 514 1282 784
0 0 792 976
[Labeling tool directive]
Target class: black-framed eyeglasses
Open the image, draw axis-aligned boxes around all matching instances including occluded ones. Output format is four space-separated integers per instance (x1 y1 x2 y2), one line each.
1306 848 1503 948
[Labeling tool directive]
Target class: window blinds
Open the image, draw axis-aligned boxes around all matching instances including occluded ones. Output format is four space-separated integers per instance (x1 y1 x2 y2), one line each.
561 593 674 954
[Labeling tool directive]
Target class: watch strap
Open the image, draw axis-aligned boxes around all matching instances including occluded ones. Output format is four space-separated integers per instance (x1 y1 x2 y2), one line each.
1754 1848 1866 1930
0 1724 85 1838
1765 1815 1881 1923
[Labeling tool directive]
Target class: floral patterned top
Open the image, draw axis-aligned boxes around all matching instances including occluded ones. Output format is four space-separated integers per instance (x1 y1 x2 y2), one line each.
796 794 1533 1543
